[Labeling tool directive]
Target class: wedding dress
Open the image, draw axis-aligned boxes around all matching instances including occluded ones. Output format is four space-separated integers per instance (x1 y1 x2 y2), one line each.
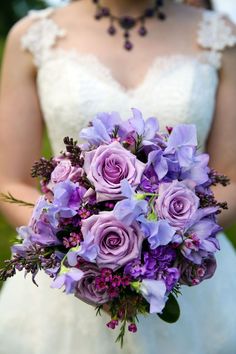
0 7 236 354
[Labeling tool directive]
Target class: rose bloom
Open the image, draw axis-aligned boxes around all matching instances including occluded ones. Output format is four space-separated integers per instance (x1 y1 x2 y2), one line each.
51 159 83 184
75 264 109 305
155 180 199 230
83 141 145 202
81 212 144 271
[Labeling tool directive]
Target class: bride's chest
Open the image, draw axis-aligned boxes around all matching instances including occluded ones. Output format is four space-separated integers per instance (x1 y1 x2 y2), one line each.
37 51 219 150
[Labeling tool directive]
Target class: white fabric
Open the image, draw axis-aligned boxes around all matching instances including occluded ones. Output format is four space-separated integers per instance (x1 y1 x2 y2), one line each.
0 7 236 354
212 0 236 24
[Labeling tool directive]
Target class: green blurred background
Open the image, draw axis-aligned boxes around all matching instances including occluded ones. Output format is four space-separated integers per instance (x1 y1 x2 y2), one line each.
0 1 235 289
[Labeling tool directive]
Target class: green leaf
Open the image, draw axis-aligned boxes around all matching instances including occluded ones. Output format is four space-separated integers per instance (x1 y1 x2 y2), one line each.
157 293 180 324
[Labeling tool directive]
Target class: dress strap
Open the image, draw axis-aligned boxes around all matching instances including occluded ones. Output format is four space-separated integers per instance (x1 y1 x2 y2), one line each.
197 10 236 69
21 7 66 67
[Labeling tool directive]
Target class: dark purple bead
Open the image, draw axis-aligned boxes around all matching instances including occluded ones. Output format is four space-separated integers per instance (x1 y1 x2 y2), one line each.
145 8 155 17
158 12 166 21
108 25 116 35
124 40 133 51
95 13 102 20
156 0 164 6
124 31 130 38
119 16 136 30
138 26 147 36
101 7 110 16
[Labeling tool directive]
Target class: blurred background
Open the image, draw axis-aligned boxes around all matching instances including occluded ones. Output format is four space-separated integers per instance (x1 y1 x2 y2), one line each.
0 0 235 289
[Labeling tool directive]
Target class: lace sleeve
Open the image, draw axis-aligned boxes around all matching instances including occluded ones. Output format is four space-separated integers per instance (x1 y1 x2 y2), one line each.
197 11 236 69
20 8 66 67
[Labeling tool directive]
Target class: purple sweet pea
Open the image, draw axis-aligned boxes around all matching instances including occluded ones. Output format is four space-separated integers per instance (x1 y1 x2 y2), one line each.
155 180 199 230
113 179 148 225
75 264 110 305
137 216 176 249
164 267 180 292
147 149 168 181
181 153 210 186
47 180 86 227
140 279 167 314
67 232 99 266
164 124 198 168
83 141 145 202
81 212 144 271
51 267 84 294
181 218 221 264
126 108 159 141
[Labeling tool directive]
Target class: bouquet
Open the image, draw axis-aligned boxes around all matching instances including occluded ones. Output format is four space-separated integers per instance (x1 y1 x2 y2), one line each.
0 108 229 346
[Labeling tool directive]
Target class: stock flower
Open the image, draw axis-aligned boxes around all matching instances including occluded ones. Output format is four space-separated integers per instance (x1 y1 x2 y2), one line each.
155 180 199 230
81 212 144 271
84 141 145 202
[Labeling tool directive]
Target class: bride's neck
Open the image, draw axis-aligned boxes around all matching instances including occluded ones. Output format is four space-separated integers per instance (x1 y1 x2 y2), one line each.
86 0 159 16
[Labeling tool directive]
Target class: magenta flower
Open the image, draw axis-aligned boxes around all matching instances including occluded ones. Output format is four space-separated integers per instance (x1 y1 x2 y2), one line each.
155 180 199 230
81 212 144 271
83 141 145 202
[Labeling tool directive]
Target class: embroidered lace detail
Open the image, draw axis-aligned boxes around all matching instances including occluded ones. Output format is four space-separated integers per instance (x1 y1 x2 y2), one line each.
198 11 236 69
21 8 66 67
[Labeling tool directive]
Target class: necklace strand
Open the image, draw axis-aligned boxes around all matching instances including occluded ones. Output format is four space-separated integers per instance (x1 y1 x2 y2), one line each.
92 0 166 51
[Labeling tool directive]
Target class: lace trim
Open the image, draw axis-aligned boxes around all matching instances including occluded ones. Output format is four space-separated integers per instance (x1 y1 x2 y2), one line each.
21 8 66 67
198 11 236 51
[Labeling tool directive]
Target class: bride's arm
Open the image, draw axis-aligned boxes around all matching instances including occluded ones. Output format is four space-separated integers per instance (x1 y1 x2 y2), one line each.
0 19 43 227
206 45 236 229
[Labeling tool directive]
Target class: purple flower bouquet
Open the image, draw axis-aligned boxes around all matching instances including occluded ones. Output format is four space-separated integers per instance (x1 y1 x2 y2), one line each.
0 108 230 346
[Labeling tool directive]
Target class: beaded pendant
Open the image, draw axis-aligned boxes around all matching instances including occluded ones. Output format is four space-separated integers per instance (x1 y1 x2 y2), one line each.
93 0 166 51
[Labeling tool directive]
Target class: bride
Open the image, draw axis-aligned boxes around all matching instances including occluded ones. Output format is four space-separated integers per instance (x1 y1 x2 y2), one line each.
0 0 236 353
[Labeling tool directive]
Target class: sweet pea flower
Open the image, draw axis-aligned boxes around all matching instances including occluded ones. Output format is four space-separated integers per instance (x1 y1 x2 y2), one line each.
113 179 148 225
51 267 84 294
164 124 198 168
126 108 159 141
140 279 167 314
67 232 99 266
137 216 176 249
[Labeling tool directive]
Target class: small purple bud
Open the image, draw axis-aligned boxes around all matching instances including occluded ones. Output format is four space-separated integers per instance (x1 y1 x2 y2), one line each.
128 323 137 333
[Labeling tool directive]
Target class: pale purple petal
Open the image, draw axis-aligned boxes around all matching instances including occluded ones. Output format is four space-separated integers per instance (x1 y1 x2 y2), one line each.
140 279 167 314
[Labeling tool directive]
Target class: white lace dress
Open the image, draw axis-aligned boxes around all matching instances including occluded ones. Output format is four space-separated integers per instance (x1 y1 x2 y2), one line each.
0 8 236 354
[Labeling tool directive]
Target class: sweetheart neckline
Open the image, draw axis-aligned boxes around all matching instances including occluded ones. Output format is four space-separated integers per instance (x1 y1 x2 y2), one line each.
40 47 218 95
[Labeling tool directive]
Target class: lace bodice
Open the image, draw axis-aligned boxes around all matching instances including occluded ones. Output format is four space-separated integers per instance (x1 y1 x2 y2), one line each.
21 7 236 156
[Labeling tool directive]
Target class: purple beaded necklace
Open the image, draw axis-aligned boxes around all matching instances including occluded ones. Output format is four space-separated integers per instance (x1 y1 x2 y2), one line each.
92 0 166 51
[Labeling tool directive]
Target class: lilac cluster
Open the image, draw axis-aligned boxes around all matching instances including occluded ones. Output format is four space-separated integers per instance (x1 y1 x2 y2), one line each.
1 108 228 346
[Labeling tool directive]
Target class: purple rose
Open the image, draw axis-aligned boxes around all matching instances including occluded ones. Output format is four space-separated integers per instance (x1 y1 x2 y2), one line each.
179 255 217 286
51 159 83 184
81 212 144 271
75 264 109 305
155 180 199 230
83 141 145 202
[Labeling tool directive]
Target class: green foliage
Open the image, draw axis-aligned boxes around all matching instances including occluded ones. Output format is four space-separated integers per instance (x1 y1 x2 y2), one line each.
158 293 180 324
0 0 47 36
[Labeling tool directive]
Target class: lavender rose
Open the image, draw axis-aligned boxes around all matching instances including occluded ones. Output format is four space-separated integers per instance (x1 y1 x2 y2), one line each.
75 264 109 305
155 180 199 230
83 141 145 202
179 255 217 286
81 212 144 271
51 159 83 184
